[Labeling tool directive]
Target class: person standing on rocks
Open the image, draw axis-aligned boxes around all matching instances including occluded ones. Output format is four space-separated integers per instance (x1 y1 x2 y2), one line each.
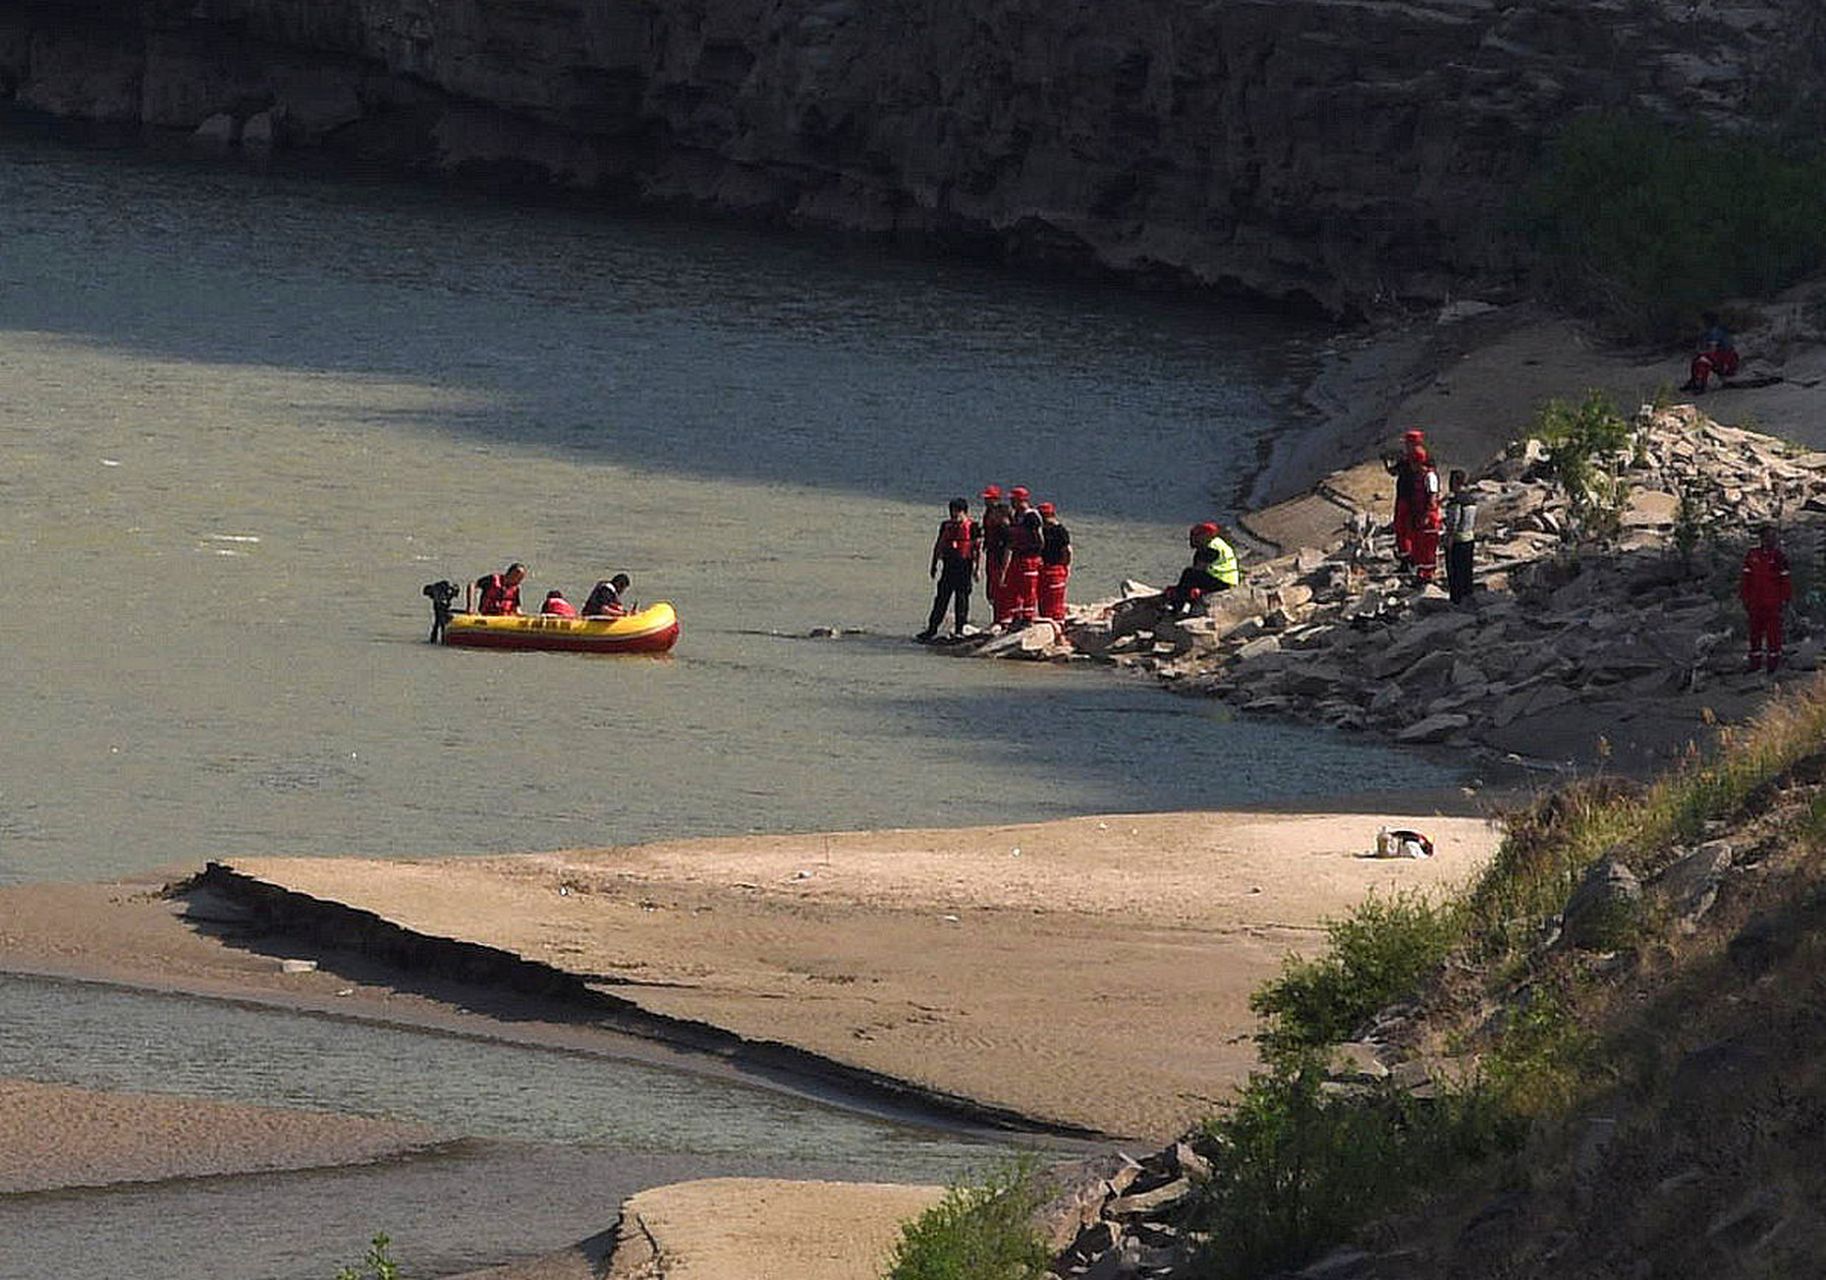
1000 486 1045 627
1741 523 1792 672
919 497 978 641
979 485 1011 624
1443 469 1477 604
1384 430 1441 577
1037 501 1072 622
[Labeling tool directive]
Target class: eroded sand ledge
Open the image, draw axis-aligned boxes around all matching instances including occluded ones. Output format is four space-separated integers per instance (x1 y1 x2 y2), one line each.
214 809 1500 1140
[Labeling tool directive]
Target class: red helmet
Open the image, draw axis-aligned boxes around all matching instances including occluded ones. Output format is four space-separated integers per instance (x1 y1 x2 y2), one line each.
1403 429 1426 444
980 484 1002 500
1010 485 1031 501
1037 501 1056 516
1191 521 1220 539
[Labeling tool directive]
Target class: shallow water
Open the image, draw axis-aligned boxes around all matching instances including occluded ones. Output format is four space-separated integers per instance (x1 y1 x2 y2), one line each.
0 130 1460 1276
0 130 1458 887
0 973 1005 1279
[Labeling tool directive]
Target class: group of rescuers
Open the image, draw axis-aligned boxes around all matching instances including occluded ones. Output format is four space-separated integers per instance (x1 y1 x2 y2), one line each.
473 563 633 619
919 484 1240 640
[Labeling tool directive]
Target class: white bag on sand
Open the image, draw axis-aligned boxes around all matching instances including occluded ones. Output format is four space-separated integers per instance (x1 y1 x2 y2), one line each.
1373 826 1434 859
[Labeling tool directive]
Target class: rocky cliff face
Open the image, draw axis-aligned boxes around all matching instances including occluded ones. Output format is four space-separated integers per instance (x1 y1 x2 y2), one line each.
3 0 1821 313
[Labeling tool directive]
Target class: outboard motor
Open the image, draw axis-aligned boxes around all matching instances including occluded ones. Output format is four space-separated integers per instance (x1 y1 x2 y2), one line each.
423 580 460 643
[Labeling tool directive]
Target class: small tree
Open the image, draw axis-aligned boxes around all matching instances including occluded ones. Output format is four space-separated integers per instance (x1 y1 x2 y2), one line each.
1533 391 1631 543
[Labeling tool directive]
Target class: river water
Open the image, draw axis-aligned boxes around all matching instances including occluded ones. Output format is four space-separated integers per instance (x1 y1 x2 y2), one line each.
0 127 1458 1275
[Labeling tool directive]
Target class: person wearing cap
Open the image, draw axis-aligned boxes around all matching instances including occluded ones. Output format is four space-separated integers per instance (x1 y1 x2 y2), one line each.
476 562 526 615
979 485 1011 621
1383 429 1442 579
1741 523 1792 671
1383 430 1440 572
1037 501 1072 622
1000 485 1045 627
1162 521 1239 614
919 497 978 641
539 589 578 618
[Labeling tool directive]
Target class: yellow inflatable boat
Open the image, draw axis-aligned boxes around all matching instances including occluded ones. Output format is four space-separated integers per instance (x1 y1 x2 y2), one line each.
441 603 680 654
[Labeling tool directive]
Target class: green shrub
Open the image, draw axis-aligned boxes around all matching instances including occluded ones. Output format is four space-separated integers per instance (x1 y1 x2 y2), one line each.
1532 392 1632 541
1189 1057 1516 1279
1519 112 1826 339
884 1156 1052 1280
334 1234 400 1280
1251 892 1462 1056
1483 988 1598 1119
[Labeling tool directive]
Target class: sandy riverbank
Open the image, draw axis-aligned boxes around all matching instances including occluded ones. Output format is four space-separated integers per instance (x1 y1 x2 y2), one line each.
0 1077 436 1193
209 809 1500 1141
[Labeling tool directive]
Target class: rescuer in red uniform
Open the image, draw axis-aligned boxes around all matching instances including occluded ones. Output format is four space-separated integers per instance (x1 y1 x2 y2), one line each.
1741 524 1792 671
1385 431 1442 580
477 562 526 615
919 497 978 640
979 485 1011 622
539 589 578 617
1037 500 1072 622
1001 485 1044 627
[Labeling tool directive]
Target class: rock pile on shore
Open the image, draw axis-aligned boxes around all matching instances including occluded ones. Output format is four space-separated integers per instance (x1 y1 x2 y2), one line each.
962 406 1826 765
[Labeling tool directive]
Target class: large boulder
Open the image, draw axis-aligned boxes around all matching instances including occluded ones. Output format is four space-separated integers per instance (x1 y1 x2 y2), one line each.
1560 853 1642 950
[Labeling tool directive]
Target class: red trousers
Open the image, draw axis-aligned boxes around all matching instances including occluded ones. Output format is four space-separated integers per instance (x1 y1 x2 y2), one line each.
1747 604 1784 665
1000 554 1041 624
1393 497 1414 561
1038 563 1070 621
1410 525 1441 581
1691 348 1739 390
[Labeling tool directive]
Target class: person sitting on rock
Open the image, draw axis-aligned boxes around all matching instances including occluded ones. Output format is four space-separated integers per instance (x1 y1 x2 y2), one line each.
1162 521 1239 615
1681 311 1740 394
582 573 632 618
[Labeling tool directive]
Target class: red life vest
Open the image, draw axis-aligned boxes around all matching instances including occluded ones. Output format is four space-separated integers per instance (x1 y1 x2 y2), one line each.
542 594 578 617
477 574 521 615
939 516 976 562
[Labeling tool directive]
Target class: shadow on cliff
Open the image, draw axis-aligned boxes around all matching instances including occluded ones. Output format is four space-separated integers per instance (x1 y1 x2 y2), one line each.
0 129 1308 523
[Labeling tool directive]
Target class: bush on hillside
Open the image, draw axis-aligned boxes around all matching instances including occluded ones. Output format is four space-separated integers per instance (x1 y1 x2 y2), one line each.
1520 112 1826 340
1250 891 1461 1056
884 1157 1051 1280
1188 1057 1516 1279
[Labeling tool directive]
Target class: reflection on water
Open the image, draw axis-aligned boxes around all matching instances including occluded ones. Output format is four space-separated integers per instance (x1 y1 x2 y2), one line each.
0 134 1456 885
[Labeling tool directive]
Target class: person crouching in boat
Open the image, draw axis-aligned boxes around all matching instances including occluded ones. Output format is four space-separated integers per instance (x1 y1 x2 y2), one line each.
583 573 631 618
540 589 578 618
477 562 527 615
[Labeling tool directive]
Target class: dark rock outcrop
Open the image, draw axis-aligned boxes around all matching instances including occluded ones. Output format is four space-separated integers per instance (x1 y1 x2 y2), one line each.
2 0 1823 313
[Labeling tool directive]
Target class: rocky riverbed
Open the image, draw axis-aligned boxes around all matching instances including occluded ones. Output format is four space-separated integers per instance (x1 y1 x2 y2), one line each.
956 405 1826 772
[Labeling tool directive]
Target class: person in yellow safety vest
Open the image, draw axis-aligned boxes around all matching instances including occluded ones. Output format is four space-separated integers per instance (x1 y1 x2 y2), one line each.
1163 521 1239 614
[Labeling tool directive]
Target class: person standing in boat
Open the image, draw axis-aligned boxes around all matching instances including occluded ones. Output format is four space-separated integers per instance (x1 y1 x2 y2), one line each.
477 562 526 615
583 573 632 618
